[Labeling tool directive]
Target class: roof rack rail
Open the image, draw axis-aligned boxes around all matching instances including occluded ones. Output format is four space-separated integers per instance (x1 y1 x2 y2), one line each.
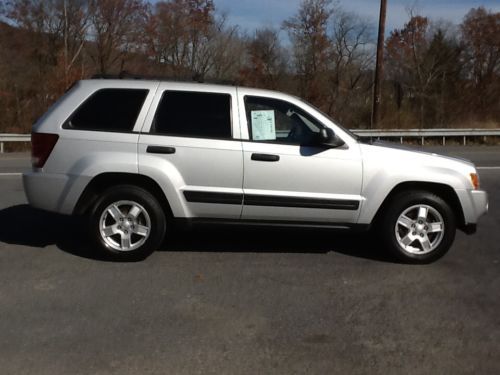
90 71 238 86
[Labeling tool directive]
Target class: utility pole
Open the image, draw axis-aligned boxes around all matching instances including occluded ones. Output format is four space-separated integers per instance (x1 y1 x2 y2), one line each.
63 0 68 88
371 0 387 128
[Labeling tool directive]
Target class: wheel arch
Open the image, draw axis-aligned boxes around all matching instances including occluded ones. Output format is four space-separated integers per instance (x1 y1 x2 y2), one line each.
73 172 173 218
372 181 466 230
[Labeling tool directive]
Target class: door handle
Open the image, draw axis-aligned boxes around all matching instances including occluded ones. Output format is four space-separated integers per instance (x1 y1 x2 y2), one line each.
251 153 280 162
146 145 176 154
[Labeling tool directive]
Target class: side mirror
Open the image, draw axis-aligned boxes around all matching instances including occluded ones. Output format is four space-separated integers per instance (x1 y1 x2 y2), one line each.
319 128 345 148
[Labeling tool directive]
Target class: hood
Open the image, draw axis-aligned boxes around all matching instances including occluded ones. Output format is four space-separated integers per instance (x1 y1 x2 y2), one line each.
363 140 475 168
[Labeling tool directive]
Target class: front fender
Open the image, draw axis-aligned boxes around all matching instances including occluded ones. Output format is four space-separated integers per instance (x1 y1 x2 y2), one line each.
357 145 475 224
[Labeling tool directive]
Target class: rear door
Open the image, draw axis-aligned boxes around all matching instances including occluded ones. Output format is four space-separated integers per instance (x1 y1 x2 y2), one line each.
138 83 243 219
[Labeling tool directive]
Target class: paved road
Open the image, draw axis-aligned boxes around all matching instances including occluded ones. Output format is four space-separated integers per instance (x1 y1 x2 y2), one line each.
0 152 31 174
0 147 499 374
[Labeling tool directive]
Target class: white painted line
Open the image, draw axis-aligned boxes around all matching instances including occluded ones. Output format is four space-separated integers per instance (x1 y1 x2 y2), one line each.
477 166 500 170
0 173 22 176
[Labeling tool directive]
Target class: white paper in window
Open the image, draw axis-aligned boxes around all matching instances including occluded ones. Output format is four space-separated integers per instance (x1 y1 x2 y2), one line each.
251 110 276 140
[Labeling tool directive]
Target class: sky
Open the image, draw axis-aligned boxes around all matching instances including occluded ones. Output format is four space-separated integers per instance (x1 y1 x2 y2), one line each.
214 0 500 37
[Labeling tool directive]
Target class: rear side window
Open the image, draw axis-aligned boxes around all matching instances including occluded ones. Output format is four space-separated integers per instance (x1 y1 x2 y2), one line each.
152 91 232 139
65 89 148 131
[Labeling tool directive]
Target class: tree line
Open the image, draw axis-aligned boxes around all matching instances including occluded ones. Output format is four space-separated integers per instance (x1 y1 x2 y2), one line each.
0 0 499 134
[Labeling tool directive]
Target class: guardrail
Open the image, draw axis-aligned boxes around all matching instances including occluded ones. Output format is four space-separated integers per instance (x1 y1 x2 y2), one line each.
353 128 500 145
1 128 500 152
0 134 30 153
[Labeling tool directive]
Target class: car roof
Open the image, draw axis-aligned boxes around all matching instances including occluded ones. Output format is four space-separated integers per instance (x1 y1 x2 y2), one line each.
81 78 282 97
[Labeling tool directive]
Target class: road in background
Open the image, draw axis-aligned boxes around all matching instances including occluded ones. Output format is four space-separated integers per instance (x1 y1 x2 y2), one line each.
0 152 30 174
0 146 499 374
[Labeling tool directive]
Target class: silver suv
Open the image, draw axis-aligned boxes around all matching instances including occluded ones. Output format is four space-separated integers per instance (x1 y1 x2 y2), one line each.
23 79 488 263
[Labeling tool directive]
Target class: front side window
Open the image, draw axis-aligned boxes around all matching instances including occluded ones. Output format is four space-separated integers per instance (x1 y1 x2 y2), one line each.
65 89 148 131
152 91 232 139
244 96 322 145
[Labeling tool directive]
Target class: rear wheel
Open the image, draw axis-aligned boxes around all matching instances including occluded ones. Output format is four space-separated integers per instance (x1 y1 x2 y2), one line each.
89 185 166 260
380 191 456 263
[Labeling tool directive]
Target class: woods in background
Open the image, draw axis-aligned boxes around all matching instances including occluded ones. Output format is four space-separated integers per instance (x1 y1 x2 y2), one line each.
0 0 499 134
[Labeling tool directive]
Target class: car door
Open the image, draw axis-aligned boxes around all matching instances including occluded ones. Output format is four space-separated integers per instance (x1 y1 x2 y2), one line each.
238 90 363 224
138 83 243 219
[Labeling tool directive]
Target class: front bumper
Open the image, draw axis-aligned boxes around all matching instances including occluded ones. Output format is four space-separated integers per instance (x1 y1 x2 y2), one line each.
456 189 488 230
469 190 489 219
462 223 477 234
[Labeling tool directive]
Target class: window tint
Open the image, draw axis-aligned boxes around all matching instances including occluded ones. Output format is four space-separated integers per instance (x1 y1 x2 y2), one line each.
153 91 232 139
66 89 148 131
245 96 322 145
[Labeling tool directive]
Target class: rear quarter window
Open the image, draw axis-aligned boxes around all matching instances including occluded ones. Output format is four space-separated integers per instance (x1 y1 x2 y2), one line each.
64 88 148 132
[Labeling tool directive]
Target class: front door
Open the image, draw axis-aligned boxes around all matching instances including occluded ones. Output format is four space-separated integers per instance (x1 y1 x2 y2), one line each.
239 92 363 224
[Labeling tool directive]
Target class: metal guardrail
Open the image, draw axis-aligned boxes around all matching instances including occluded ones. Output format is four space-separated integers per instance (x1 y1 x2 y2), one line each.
0 134 30 153
353 128 500 145
1 128 500 152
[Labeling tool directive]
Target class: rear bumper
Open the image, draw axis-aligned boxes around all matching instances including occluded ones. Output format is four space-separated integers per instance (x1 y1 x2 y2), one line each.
23 171 89 215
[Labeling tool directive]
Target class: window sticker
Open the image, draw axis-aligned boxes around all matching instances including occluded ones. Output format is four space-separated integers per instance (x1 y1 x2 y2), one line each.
251 110 276 140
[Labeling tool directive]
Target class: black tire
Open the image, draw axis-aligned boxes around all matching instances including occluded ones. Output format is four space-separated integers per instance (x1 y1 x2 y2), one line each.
88 185 167 261
379 190 456 264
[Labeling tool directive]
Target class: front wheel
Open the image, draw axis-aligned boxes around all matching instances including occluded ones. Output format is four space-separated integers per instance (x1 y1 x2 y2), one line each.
380 191 456 264
89 185 167 261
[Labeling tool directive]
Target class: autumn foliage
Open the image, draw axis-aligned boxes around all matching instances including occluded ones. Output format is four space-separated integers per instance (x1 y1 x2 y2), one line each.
0 0 499 134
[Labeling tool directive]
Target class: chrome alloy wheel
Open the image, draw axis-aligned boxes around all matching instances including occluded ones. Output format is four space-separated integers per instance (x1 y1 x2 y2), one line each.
394 204 445 255
99 200 151 252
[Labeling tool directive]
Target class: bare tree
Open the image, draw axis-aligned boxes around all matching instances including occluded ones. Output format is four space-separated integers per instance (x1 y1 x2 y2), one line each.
386 14 432 127
148 0 221 80
210 20 245 81
327 10 374 124
239 27 287 89
460 7 500 118
0 0 91 135
283 0 333 103
60 0 90 87
1 0 500 134
386 12 464 128
4 0 90 88
88 0 149 74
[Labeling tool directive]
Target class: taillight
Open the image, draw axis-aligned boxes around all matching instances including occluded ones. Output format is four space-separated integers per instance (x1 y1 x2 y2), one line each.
31 132 59 168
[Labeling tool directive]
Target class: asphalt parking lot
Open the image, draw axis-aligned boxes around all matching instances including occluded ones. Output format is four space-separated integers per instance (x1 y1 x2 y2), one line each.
1 146 499 374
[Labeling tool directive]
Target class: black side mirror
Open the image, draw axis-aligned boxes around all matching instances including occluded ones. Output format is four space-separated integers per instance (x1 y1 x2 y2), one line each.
319 128 345 148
